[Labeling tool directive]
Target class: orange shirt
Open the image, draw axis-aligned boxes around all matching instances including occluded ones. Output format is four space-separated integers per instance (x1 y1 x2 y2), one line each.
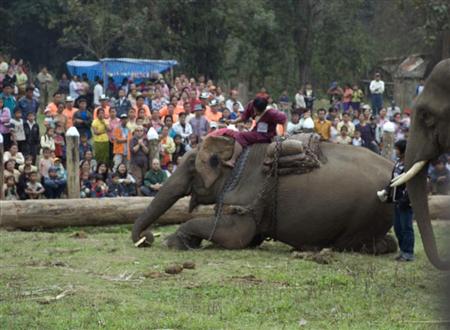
204 108 222 122
132 104 151 118
314 119 332 141
159 105 183 121
93 105 110 120
112 126 132 158
46 102 58 116
63 107 78 128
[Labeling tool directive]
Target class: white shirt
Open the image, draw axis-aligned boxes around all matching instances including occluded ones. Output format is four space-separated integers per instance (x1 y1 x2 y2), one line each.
93 83 104 106
369 80 385 95
295 93 306 108
287 121 302 135
69 80 80 99
172 121 193 141
10 118 25 141
225 99 244 112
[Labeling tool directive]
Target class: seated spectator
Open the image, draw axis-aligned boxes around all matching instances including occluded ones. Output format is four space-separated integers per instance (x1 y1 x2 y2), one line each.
300 109 315 133
141 158 167 196
163 115 177 138
336 112 355 137
160 126 175 168
80 159 92 178
190 103 209 139
4 159 20 183
116 163 136 196
430 157 450 195
129 125 149 187
165 161 176 177
185 134 199 152
91 174 108 198
219 108 234 127
172 112 193 143
205 99 222 122
352 130 363 147
17 166 32 200
43 166 66 199
95 162 110 183
53 157 67 180
287 109 302 135
19 155 37 173
79 133 93 160
314 108 331 141
24 171 45 199
3 175 19 200
3 144 25 166
335 126 352 145
172 134 186 164
80 172 94 198
330 118 340 143
40 127 56 155
107 173 127 197
82 150 97 173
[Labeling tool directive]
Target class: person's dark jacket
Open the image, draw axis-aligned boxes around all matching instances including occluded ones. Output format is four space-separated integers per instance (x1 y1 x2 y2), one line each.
115 97 132 117
24 121 40 145
73 110 93 139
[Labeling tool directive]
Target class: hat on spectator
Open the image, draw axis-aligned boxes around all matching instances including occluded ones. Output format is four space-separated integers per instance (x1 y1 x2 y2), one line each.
65 96 74 103
48 166 57 173
403 108 412 115
362 104 371 110
120 113 128 119
100 94 109 101
200 92 210 99
210 121 218 129
209 98 218 107
194 103 203 111
78 96 88 103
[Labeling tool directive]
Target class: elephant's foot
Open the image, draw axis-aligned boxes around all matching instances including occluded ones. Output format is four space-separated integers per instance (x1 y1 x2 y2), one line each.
247 234 266 248
360 234 398 255
166 231 202 250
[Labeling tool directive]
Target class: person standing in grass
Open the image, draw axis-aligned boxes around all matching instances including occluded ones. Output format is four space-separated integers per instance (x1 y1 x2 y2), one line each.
91 108 110 164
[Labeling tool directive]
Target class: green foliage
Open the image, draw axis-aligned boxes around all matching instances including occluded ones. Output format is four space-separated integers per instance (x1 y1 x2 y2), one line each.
0 0 441 95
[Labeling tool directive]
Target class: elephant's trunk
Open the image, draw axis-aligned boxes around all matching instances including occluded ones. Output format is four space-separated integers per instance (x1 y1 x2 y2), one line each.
131 160 193 244
407 170 450 270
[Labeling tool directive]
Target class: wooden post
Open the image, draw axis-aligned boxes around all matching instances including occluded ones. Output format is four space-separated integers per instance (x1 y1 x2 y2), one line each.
148 139 160 166
381 131 395 161
0 139 3 200
65 127 80 198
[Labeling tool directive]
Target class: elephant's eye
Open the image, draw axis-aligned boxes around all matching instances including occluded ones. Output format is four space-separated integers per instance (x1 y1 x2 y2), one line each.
421 111 435 128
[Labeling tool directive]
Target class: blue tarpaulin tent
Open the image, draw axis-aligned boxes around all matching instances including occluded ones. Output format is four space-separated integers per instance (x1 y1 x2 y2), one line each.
66 58 178 85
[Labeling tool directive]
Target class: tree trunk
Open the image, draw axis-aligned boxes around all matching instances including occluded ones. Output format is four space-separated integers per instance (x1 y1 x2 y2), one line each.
381 131 395 160
0 197 221 230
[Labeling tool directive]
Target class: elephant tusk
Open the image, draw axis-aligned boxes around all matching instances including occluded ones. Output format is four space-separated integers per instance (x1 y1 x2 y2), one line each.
390 160 427 187
134 236 147 247
391 172 406 183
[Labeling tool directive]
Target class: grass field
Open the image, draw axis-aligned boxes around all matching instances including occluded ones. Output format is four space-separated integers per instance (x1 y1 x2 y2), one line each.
1 223 450 329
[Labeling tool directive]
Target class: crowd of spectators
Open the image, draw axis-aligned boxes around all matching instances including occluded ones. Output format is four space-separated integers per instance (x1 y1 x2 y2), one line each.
1 55 449 200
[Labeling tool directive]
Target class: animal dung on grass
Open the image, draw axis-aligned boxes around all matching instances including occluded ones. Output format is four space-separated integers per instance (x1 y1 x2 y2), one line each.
165 264 183 275
182 261 196 269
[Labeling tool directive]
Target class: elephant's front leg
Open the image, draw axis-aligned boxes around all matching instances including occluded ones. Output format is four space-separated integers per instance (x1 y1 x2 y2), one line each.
166 214 257 250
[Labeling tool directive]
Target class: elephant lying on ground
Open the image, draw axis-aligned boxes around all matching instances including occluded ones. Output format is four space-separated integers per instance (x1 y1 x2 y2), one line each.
132 135 397 254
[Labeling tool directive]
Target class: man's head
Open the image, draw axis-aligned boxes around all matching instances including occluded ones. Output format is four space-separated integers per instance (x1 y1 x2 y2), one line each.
97 108 105 120
379 108 387 118
317 108 326 120
42 147 52 159
53 92 62 104
342 112 350 122
161 125 169 137
375 72 381 81
120 113 128 126
291 111 300 124
253 97 268 114
84 150 93 160
230 90 238 100
78 98 87 110
118 88 126 98
26 112 35 122
178 112 186 124
194 103 203 117
136 95 145 107
164 115 173 127
3 84 12 96
134 125 145 138
25 86 34 99
14 109 22 119
183 102 191 114
340 125 348 136
48 167 58 178
151 158 161 171
80 134 88 143
395 139 407 158
29 171 38 182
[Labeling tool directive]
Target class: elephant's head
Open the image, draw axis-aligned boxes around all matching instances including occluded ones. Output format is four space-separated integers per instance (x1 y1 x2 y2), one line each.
392 59 450 270
131 136 235 245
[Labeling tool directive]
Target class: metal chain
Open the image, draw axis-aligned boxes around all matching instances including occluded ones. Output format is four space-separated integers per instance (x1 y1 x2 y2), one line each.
207 147 251 241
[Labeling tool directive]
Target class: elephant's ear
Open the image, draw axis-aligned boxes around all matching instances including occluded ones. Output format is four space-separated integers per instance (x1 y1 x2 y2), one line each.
196 135 234 188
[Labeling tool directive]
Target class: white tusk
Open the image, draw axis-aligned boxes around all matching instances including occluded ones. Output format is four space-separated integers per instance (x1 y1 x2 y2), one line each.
390 160 427 187
134 236 147 247
391 173 406 183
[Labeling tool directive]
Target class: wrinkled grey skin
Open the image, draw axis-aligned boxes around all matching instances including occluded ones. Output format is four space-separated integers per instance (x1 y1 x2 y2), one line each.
132 142 397 254
404 59 450 270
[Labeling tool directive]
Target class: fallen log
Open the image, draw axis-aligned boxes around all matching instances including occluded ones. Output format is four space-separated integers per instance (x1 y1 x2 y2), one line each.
0 197 216 230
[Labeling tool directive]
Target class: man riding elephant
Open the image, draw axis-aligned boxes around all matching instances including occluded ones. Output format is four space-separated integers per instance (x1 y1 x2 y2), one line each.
211 97 287 168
